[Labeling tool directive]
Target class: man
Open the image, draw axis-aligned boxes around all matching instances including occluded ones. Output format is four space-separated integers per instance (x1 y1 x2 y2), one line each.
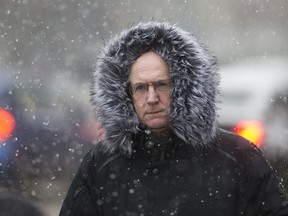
59 21 288 215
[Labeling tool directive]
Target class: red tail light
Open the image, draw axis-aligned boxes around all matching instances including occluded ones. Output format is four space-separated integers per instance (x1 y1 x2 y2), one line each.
0 109 16 143
234 120 264 147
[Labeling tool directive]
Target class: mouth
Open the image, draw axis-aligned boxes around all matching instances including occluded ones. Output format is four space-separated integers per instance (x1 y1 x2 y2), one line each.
145 111 166 119
146 110 162 115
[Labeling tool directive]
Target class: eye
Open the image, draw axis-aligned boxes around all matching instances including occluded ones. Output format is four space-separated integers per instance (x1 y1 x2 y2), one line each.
132 83 147 94
155 80 171 91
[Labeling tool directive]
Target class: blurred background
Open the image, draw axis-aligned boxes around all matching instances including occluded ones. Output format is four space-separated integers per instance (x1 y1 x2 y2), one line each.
0 0 288 215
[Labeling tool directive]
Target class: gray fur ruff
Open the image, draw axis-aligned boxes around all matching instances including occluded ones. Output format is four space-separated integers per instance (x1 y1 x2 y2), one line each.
90 21 220 154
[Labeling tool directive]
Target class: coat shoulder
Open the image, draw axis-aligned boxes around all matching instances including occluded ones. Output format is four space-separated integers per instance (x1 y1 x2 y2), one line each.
76 143 123 177
214 129 268 171
216 128 261 152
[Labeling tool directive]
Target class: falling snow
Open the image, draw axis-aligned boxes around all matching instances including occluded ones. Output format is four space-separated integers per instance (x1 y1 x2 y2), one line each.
0 0 288 216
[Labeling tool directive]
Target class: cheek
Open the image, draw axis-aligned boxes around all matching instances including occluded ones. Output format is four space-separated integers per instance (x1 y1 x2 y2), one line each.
133 101 145 116
162 95 171 108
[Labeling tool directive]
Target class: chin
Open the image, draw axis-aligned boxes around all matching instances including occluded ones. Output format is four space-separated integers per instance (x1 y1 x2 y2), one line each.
145 120 168 130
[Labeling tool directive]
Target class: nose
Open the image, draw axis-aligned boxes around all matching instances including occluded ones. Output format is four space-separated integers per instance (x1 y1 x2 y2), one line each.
146 85 159 104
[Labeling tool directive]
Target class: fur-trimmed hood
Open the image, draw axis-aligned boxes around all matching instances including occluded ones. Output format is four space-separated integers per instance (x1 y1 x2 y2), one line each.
90 21 220 154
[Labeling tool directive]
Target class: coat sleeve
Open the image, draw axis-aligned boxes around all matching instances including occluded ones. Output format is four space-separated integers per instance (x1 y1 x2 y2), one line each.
242 146 288 216
58 150 101 216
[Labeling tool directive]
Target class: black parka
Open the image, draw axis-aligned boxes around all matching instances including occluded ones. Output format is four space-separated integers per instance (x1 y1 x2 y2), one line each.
59 21 288 215
59 129 288 216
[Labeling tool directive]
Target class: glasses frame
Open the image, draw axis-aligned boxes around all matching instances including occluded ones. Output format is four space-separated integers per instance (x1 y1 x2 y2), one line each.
129 80 172 96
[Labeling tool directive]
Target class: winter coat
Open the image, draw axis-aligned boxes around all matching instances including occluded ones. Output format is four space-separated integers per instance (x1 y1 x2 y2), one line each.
59 129 288 216
59 21 288 215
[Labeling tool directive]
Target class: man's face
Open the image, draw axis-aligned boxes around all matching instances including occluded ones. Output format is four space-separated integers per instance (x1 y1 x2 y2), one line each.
129 51 171 133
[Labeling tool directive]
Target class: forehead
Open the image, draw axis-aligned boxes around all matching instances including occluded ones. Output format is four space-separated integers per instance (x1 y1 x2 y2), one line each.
129 51 170 82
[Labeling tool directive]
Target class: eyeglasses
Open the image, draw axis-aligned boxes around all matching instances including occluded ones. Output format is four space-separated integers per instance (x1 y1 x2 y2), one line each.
129 80 171 96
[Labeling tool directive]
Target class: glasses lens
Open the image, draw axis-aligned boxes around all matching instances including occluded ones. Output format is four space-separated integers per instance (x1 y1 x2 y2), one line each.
154 80 171 91
132 83 148 95
130 80 171 95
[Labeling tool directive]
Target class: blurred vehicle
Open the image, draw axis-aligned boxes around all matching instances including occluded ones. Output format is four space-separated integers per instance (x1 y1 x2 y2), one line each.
218 56 288 185
0 71 99 199
218 56 288 157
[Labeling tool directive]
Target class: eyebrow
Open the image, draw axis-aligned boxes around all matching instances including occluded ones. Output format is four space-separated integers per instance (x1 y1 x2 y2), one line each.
131 79 170 85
